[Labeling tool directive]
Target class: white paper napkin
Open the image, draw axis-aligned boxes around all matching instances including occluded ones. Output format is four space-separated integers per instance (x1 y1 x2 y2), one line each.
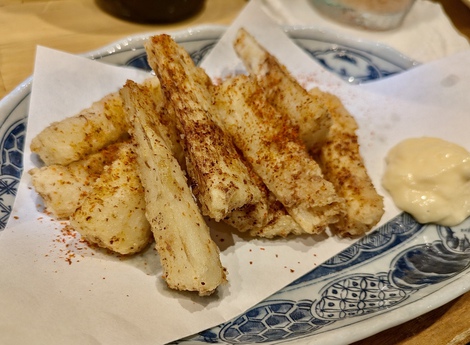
262 0 470 63
1 0 470 344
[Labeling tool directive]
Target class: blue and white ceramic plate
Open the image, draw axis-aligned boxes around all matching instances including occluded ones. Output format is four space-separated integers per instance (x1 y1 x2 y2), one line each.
1 26 469 345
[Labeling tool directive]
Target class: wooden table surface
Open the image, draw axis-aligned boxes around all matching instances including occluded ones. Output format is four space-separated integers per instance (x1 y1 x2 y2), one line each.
0 0 469 344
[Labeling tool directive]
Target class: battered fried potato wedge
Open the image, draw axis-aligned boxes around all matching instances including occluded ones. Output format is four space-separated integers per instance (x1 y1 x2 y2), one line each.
145 34 263 222
121 80 225 296
30 92 128 166
69 142 152 255
214 75 342 234
234 28 332 150
29 142 123 219
310 89 385 236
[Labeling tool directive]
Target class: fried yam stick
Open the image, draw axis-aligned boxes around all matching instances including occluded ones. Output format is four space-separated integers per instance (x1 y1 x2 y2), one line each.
214 75 342 234
29 142 123 219
140 77 184 166
222 169 304 238
248 195 305 238
311 89 384 236
121 80 225 296
145 34 263 222
69 142 152 255
233 28 332 150
30 92 128 166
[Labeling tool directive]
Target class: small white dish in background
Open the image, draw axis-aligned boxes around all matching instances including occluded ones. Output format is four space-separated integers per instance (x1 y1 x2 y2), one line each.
310 0 416 31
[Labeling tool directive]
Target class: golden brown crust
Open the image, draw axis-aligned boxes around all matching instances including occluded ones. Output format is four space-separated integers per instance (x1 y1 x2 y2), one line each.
29 142 124 219
234 28 332 150
145 34 265 222
69 142 152 255
214 75 342 234
30 92 128 166
311 89 384 237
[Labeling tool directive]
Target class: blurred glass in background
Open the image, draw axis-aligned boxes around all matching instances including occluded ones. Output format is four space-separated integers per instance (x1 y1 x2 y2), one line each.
310 0 416 30
96 0 206 23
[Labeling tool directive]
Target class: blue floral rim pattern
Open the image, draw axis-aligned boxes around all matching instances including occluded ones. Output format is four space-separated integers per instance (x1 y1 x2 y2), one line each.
179 213 470 344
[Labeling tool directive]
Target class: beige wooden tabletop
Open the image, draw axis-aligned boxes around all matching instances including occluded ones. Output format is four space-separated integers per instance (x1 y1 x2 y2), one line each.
0 0 469 344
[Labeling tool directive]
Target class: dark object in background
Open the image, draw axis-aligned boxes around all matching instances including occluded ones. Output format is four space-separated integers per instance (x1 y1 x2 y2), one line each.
96 0 206 23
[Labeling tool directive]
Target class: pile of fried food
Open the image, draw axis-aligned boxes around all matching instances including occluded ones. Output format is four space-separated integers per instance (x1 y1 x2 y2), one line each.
29 28 384 296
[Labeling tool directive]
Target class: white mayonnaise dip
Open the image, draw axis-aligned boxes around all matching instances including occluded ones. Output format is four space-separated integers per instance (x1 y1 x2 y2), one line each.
382 137 470 226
